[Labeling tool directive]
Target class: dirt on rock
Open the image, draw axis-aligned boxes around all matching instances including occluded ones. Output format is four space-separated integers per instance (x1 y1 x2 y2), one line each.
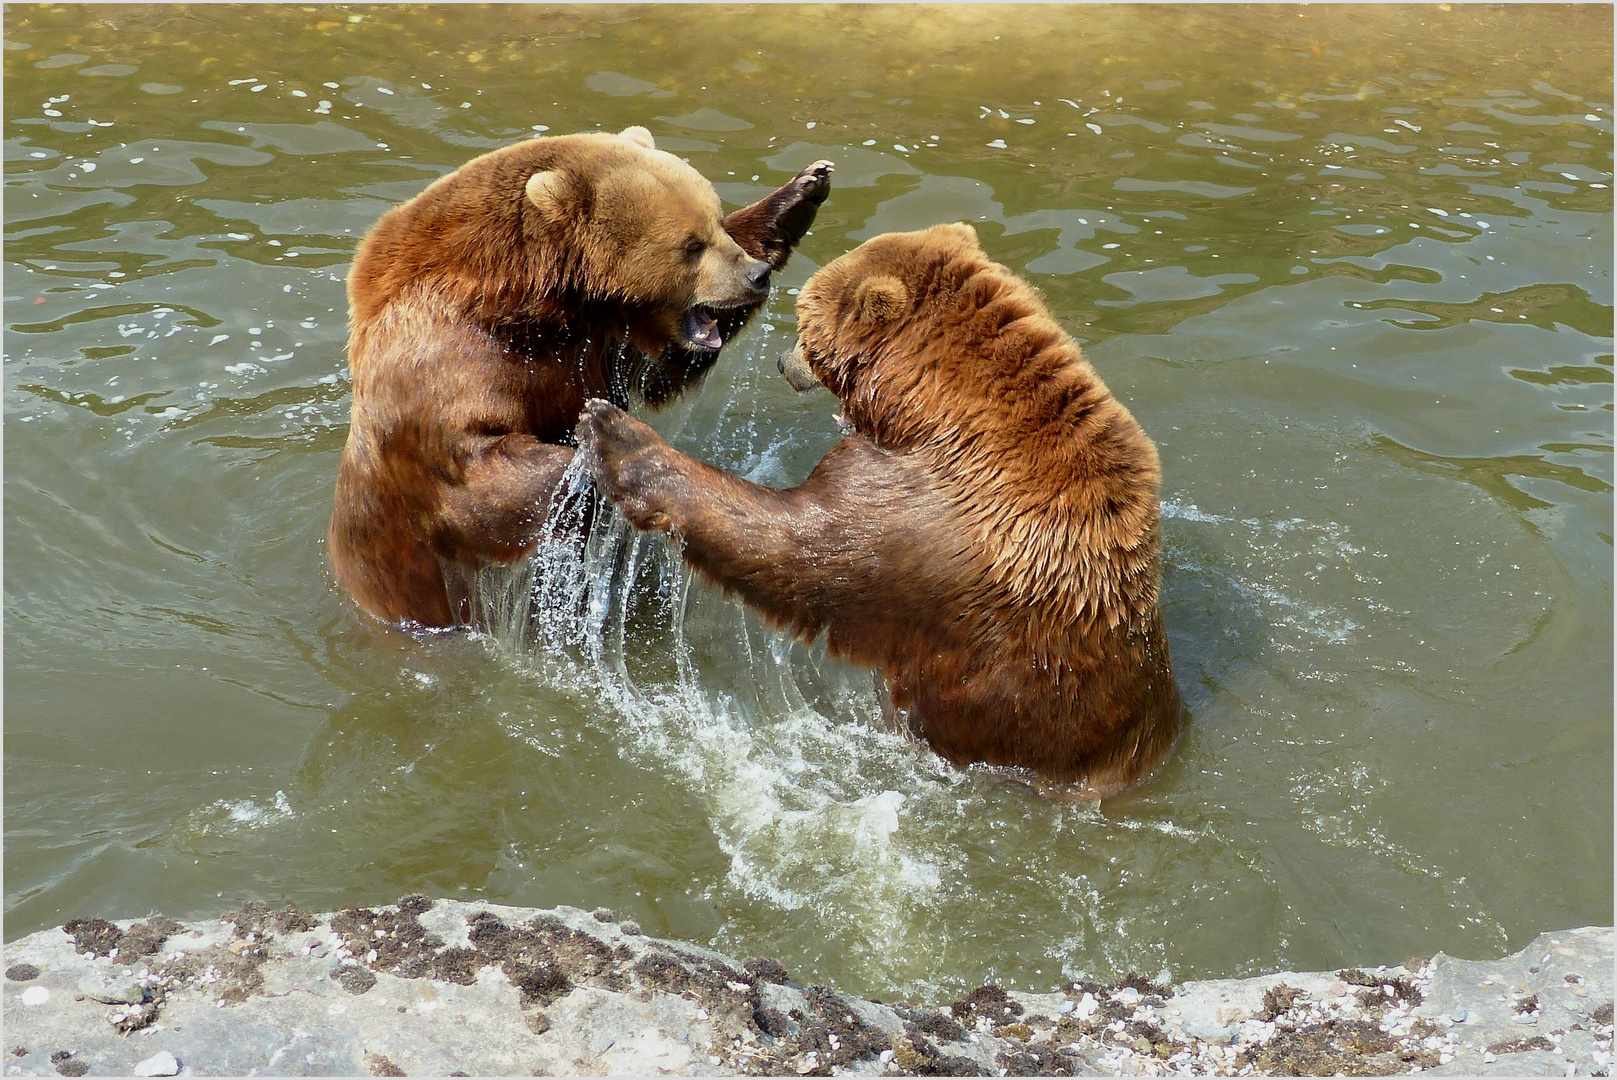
1488 1034 1555 1055
997 1041 1089 1076
224 902 316 939
1243 1018 1403 1077
330 897 448 980
1339 967 1423 1013
892 1004 967 1044
61 919 124 959
743 957 791 985
889 1027 978 1076
119 916 187 958
363 1051 406 1077
1258 983 1307 1022
949 984 1023 1025
48 1050 88 1078
158 938 270 1006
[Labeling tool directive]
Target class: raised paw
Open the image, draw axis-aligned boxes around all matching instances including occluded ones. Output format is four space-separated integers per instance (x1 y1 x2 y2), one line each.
575 399 677 532
724 160 835 269
790 159 835 208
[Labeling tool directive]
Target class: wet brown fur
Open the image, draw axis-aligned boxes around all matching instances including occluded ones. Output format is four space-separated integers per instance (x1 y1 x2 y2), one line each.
328 127 830 624
581 224 1181 794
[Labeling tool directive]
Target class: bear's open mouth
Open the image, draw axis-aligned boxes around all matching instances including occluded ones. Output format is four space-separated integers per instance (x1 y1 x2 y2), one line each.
682 305 726 352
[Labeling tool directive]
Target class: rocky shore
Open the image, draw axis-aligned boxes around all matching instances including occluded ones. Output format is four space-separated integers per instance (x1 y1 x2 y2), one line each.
3 898 1610 1077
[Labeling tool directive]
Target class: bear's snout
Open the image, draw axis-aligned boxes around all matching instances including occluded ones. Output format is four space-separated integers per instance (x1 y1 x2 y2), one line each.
777 339 822 393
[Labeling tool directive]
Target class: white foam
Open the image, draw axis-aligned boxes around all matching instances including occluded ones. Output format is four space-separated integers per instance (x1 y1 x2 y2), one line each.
199 789 295 832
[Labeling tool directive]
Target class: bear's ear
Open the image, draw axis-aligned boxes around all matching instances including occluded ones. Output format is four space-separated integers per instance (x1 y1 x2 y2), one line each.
618 125 656 150
525 170 571 219
851 275 910 324
938 221 982 249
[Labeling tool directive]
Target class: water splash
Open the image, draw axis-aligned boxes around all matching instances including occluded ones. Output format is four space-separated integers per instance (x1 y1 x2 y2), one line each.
454 455 967 984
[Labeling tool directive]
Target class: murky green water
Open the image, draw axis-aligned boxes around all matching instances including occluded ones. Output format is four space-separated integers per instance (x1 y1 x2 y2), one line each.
5 4 1612 1000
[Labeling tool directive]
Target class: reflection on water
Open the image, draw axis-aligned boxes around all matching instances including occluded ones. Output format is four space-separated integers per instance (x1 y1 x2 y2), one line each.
3 5 1611 999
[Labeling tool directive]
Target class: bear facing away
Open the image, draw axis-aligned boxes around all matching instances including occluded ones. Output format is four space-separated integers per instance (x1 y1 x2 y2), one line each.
328 125 832 626
580 223 1181 796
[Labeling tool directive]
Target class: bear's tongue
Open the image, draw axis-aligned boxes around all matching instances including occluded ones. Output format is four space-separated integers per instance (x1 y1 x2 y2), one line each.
686 306 723 350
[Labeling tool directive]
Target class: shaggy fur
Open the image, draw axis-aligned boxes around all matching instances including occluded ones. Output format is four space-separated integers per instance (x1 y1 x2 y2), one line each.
328 126 831 624
580 223 1181 795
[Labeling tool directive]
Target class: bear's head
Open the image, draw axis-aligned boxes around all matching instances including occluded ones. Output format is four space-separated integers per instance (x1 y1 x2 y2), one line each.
353 126 773 377
786 224 1164 635
787 222 1073 451
520 126 773 360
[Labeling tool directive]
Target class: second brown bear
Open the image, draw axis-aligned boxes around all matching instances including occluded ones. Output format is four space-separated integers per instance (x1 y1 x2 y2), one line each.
580 223 1182 796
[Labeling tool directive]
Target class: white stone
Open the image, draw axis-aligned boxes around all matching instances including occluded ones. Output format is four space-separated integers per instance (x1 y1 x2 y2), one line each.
132 1051 179 1077
18 987 49 1007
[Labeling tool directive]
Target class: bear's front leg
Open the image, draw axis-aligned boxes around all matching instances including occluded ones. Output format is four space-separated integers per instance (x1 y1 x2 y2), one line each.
576 399 801 554
722 160 835 270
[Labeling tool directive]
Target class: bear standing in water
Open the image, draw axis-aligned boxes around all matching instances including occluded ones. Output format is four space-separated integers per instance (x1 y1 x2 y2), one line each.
580 223 1181 796
328 126 832 626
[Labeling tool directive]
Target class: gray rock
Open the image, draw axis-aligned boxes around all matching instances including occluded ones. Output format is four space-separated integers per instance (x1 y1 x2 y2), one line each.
2 903 1610 1076
77 970 146 1004
1181 1021 1236 1044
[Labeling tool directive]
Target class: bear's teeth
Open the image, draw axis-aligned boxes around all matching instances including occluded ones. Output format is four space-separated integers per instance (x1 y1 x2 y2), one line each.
687 307 723 349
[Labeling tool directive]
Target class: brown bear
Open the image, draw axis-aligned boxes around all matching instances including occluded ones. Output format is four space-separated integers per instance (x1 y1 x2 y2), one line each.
578 223 1181 796
327 125 833 625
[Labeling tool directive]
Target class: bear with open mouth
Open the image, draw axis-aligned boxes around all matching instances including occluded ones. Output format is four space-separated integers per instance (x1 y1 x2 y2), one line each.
327 125 832 625
580 223 1182 796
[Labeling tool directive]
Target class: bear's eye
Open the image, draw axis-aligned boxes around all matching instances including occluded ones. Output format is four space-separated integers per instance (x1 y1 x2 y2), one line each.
683 237 706 261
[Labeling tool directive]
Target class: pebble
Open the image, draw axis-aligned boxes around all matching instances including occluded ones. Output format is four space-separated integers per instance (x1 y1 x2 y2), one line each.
132 1051 180 1077
1073 992 1099 1019
19 987 50 1007
1451 1003 1469 1023
1056 999 1076 1014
